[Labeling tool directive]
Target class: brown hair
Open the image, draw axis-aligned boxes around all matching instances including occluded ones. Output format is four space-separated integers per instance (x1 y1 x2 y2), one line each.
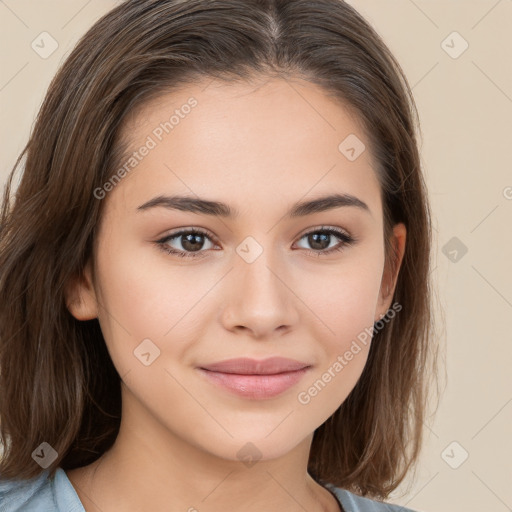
0 0 440 498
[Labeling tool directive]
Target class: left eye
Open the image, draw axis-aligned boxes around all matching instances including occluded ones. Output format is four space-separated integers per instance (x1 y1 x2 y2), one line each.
156 226 355 258
295 228 354 253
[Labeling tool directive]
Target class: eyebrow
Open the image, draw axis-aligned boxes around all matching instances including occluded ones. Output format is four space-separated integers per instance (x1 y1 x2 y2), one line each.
137 193 371 218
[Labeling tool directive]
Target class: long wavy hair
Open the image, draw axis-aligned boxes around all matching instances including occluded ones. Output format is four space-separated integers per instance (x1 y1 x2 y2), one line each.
0 0 441 498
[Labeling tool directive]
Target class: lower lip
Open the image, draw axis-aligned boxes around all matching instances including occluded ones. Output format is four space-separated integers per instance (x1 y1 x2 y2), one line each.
197 368 310 400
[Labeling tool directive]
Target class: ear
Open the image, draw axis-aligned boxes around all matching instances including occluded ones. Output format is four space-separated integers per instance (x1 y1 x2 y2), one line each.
375 222 406 321
64 259 99 320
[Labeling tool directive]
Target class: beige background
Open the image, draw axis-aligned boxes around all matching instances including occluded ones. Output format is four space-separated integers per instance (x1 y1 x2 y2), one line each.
1 1 511 511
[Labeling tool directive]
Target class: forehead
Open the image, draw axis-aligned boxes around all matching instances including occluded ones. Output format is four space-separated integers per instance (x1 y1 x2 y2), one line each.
104 76 382 223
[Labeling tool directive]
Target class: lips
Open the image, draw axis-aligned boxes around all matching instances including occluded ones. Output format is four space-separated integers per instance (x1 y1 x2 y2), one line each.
197 357 312 400
199 357 310 375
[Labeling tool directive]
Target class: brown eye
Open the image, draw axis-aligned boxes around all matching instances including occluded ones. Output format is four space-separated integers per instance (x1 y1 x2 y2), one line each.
156 229 216 258
295 227 355 256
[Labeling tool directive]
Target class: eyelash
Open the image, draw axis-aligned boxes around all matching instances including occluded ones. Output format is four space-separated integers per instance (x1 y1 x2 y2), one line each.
155 226 356 259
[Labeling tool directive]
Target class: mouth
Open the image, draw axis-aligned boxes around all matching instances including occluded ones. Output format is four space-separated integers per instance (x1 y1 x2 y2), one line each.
197 357 312 400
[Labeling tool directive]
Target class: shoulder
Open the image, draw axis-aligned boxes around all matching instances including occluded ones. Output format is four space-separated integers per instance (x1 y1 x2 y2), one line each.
0 467 84 512
325 483 420 512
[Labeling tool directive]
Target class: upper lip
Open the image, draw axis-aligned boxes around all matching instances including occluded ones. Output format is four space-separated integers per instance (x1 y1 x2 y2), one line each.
199 357 311 375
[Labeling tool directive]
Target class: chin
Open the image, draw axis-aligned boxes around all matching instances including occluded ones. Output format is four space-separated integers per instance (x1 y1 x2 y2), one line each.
201 428 309 465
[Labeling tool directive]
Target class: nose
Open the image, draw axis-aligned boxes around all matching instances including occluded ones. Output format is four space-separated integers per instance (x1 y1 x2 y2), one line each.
219 247 300 339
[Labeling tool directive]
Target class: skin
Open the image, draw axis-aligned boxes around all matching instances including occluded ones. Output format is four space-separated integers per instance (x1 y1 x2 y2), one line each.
65 75 406 512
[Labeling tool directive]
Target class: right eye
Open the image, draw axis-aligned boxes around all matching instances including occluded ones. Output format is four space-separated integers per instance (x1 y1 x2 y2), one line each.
155 228 217 258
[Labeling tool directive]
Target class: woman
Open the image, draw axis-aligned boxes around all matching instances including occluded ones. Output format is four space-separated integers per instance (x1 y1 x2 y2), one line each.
0 1 438 510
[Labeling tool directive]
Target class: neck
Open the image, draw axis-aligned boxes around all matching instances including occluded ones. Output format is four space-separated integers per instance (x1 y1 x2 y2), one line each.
66 384 341 512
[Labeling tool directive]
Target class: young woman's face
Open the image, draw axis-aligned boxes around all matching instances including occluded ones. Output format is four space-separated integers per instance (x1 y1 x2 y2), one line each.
69 76 405 463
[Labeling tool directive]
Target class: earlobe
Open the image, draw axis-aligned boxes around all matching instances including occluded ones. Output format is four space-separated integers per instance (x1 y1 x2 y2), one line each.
376 222 406 320
64 259 99 320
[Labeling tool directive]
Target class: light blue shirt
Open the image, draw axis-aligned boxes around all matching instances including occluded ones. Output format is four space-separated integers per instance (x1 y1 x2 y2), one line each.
0 467 418 511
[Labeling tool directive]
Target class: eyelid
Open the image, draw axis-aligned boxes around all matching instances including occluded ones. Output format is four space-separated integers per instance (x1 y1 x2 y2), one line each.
296 224 352 240
155 224 356 258
158 226 219 243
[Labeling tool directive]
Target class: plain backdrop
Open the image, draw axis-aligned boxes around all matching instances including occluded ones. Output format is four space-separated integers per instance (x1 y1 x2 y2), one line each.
1 1 511 511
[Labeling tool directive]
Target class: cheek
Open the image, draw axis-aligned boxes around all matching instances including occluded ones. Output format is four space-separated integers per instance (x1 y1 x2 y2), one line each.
93 238 222 378
94 227 384 370
92 241 181 372
96 238 199 333
298 254 384 342
293 264 382 421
